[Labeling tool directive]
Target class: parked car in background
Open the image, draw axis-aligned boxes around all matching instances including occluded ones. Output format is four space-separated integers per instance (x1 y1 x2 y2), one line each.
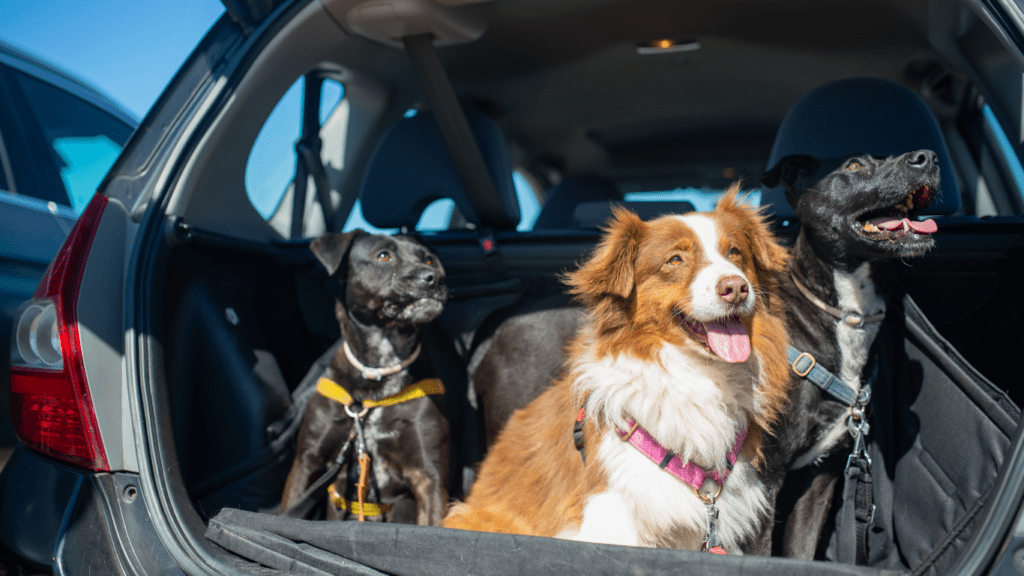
0 40 136 459
2 0 1024 574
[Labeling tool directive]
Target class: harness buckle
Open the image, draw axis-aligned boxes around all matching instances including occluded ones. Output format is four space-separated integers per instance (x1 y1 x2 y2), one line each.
615 419 640 441
791 352 816 378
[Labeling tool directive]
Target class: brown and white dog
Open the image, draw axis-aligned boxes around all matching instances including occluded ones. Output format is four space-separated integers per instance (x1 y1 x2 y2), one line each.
444 188 791 552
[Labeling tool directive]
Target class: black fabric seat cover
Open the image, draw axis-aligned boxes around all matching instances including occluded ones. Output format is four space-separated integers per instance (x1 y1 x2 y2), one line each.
825 293 1018 574
205 291 1018 575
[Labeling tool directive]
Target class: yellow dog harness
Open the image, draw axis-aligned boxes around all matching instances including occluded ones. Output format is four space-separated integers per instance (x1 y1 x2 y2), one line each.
316 377 445 408
316 376 445 520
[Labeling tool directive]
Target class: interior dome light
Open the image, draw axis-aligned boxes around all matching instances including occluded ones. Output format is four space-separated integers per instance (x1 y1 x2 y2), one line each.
636 39 701 55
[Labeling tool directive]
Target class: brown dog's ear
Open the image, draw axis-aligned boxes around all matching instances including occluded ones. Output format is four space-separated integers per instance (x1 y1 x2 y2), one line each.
309 230 367 275
567 207 645 303
717 185 789 275
748 221 789 275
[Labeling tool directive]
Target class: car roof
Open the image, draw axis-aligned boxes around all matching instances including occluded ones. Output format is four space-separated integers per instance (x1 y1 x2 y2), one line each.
0 39 138 128
460 1 930 182
342 0 941 191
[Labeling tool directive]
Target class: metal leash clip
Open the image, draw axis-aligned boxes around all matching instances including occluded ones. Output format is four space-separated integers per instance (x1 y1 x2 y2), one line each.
700 492 725 554
846 405 871 470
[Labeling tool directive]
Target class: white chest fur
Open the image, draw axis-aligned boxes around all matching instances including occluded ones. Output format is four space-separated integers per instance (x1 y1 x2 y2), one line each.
792 263 883 469
832 264 884 390
563 341 767 549
559 431 767 550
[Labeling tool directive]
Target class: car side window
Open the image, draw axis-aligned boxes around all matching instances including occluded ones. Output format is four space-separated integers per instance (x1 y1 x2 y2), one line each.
245 76 345 236
12 71 133 214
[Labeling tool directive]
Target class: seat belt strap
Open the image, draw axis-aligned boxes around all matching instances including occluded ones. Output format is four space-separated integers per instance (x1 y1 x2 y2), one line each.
402 33 514 229
291 73 336 238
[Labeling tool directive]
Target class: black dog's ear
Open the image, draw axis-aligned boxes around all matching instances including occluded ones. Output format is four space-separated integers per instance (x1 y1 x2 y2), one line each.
309 230 367 276
761 154 820 210
760 154 819 190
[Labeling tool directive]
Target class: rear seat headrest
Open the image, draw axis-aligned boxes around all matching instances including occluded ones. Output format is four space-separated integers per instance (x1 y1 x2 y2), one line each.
533 175 620 230
760 78 961 220
573 200 696 229
359 108 520 230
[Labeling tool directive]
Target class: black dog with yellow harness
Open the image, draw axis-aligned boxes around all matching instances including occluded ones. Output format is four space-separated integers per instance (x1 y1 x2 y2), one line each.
280 230 450 525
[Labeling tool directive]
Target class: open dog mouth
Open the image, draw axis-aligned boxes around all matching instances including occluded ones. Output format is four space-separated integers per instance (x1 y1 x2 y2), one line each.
853 185 938 239
675 313 750 363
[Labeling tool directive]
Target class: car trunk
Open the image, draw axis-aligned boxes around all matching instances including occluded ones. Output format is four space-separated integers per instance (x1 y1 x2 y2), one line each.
156 217 1024 575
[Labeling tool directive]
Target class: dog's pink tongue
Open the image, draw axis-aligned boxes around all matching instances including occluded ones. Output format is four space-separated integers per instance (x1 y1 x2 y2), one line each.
870 217 938 235
705 318 750 363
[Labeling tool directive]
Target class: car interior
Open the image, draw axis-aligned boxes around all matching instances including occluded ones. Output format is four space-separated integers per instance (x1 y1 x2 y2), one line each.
148 0 1024 572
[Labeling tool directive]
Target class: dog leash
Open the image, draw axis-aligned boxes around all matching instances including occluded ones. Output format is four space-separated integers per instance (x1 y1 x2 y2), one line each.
786 346 877 565
314 376 446 520
281 427 357 518
344 341 421 381
787 272 880 562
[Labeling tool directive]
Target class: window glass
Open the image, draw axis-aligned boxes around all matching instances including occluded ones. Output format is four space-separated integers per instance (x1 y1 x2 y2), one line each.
624 188 761 211
982 103 1024 206
513 171 541 231
245 77 345 219
14 72 133 213
343 199 398 235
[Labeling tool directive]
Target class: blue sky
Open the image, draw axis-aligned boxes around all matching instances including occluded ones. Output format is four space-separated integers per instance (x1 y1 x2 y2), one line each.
0 0 225 120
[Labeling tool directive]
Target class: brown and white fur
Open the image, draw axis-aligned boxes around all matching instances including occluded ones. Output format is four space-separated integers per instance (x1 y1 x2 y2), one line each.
444 189 791 552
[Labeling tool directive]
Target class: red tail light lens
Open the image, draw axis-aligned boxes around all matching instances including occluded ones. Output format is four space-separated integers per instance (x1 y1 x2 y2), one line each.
10 194 110 471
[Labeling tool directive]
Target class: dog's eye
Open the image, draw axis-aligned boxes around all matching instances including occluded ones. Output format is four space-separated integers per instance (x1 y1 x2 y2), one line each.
847 161 862 171
378 251 391 262
667 255 683 265
424 256 434 266
728 247 741 258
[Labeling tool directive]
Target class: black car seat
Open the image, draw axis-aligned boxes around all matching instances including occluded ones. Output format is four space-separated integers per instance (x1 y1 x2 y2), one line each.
358 108 520 231
760 77 961 222
532 175 620 230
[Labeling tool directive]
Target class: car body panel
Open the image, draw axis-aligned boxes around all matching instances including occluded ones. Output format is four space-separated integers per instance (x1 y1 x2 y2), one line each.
78 198 134 473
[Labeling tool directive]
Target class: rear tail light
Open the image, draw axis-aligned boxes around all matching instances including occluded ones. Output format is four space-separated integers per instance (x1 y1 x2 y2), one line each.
10 194 110 471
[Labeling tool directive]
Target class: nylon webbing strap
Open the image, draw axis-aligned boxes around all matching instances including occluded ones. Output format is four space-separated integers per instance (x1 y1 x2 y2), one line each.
296 135 335 231
280 427 356 519
838 455 874 565
787 346 865 406
328 484 392 518
317 377 445 408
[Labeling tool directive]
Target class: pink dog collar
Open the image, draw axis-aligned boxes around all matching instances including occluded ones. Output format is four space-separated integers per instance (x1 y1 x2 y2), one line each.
615 419 748 491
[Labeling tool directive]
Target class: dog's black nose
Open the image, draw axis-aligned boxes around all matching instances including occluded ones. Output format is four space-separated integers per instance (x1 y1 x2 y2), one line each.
906 150 937 168
416 268 438 287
